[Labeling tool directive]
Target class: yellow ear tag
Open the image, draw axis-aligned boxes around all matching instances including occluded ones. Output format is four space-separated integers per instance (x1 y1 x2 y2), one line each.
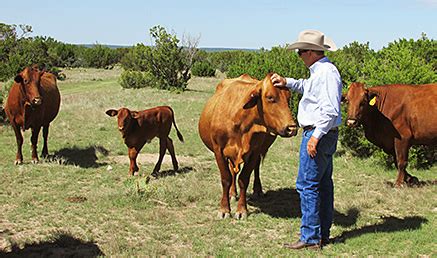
369 96 376 106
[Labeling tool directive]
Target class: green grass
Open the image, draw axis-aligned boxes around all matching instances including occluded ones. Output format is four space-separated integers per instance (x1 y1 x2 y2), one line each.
0 68 436 256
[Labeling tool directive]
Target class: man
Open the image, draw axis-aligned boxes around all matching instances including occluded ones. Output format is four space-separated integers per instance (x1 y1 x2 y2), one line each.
271 29 342 250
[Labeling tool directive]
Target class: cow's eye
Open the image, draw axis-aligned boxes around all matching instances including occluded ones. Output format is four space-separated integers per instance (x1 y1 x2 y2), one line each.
266 96 275 103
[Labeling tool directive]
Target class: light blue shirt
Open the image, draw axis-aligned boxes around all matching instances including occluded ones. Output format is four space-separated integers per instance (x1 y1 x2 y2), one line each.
285 57 342 139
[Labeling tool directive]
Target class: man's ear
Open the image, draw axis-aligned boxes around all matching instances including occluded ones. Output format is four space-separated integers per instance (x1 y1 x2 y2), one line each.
105 109 118 117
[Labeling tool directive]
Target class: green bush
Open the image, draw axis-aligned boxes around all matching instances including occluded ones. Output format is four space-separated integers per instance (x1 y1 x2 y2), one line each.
119 25 197 91
191 61 215 77
119 70 151 89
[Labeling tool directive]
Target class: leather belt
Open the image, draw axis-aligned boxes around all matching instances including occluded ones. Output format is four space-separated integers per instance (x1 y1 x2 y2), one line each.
302 126 338 132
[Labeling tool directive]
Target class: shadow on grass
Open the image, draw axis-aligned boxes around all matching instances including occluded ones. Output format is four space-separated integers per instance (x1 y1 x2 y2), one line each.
248 188 360 227
332 215 428 244
151 166 194 179
49 145 109 168
0 233 104 257
385 179 437 188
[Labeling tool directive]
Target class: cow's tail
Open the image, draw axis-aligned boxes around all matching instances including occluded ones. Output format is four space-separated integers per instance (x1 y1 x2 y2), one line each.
169 107 184 143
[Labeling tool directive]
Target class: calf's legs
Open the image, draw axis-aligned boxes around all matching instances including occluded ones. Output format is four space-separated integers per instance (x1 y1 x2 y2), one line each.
128 147 140 176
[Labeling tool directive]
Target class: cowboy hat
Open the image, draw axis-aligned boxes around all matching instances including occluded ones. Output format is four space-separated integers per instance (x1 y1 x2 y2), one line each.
287 29 337 51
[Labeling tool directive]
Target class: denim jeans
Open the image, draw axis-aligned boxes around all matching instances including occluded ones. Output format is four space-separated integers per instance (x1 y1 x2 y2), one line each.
296 128 338 244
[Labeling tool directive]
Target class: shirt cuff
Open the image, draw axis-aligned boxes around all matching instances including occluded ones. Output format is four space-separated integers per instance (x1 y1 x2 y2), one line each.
312 129 324 139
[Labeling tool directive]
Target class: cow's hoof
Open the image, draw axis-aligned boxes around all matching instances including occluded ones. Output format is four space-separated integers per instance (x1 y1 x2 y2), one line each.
234 211 248 220
14 160 23 165
218 212 231 219
31 159 39 164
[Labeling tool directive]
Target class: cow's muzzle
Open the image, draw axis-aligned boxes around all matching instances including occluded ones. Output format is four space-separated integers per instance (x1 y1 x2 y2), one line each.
346 119 358 127
31 97 42 106
281 124 298 137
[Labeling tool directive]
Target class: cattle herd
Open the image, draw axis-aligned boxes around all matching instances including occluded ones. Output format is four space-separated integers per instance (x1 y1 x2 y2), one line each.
4 65 437 218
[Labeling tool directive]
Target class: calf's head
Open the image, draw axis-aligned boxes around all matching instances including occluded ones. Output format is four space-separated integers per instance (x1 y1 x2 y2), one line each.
346 82 378 127
15 66 44 107
106 108 140 136
243 74 298 137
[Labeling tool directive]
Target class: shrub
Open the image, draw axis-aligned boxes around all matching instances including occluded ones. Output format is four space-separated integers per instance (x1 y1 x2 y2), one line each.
191 61 215 77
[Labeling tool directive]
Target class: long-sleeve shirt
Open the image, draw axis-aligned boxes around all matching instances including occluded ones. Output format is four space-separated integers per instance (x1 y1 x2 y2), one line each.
285 56 342 139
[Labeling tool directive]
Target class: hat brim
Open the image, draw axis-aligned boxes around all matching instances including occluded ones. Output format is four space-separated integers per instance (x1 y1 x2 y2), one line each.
286 36 338 51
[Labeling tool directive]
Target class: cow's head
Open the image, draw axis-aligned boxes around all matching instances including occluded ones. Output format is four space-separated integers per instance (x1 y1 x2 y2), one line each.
345 82 378 127
15 65 44 107
106 108 140 136
243 74 298 137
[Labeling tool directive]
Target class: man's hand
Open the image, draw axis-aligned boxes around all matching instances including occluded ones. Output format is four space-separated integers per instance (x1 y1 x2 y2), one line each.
307 136 319 158
271 73 286 87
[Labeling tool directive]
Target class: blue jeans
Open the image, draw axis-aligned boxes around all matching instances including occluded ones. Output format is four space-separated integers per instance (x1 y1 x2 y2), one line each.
296 129 338 244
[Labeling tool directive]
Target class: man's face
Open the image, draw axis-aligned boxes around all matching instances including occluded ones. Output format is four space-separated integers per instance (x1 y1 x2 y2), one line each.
297 49 313 67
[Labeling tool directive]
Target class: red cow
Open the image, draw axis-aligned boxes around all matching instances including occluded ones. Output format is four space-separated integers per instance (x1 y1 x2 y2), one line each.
345 82 437 186
199 74 298 219
106 106 184 176
5 65 61 164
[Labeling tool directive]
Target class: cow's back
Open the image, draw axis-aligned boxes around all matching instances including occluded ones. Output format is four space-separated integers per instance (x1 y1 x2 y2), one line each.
371 83 437 144
40 72 61 125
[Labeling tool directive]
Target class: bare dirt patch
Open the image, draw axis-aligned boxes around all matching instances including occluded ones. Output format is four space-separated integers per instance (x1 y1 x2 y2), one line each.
110 153 198 166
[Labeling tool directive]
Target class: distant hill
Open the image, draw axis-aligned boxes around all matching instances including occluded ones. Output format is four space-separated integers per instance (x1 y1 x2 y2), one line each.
79 44 257 52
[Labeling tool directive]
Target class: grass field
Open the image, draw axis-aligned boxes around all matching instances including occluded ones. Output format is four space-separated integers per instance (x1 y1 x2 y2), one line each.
0 68 436 256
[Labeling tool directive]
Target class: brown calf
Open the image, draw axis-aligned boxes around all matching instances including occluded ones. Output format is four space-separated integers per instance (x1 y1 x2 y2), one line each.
106 106 184 176
5 65 61 164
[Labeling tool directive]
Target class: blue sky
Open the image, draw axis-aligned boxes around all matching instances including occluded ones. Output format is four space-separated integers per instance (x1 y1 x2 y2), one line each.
1 0 436 50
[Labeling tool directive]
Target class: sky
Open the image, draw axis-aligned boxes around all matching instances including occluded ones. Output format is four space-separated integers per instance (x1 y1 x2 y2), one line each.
1 0 436 50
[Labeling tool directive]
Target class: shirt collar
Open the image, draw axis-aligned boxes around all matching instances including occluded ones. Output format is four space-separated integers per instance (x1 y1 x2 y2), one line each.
309 56 330 74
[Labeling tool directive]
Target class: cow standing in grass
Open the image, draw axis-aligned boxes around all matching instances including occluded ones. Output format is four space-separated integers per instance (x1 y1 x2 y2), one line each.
199 74 298 219
345 82 437 186
5 65 61 164
106 106 184 176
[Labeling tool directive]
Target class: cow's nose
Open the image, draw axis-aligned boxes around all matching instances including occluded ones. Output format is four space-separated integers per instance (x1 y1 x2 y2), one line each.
284 124 298 137
118 126 124 131
347 119 357 127
32 97 42 106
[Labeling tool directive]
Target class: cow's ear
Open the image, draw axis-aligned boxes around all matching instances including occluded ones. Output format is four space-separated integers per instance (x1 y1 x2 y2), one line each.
341 92 347 104
14 75 23 84
243 89 260 109
367 91 378 106
130 111 139 118
131 111 144 126
105 109 118 117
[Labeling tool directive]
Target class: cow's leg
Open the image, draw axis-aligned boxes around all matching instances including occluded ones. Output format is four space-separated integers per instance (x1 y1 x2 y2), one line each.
12 124 24 165
252 155 263 199
166 137 179 172
41 125 49 158
235 154 257 219
214 150 232 219
128 147 139 176
30 126 41 164
229 170 237 202
394 139 417 186
152 137 167 176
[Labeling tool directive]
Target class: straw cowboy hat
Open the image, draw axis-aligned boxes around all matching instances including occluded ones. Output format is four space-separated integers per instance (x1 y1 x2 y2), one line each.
287 29 337 51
